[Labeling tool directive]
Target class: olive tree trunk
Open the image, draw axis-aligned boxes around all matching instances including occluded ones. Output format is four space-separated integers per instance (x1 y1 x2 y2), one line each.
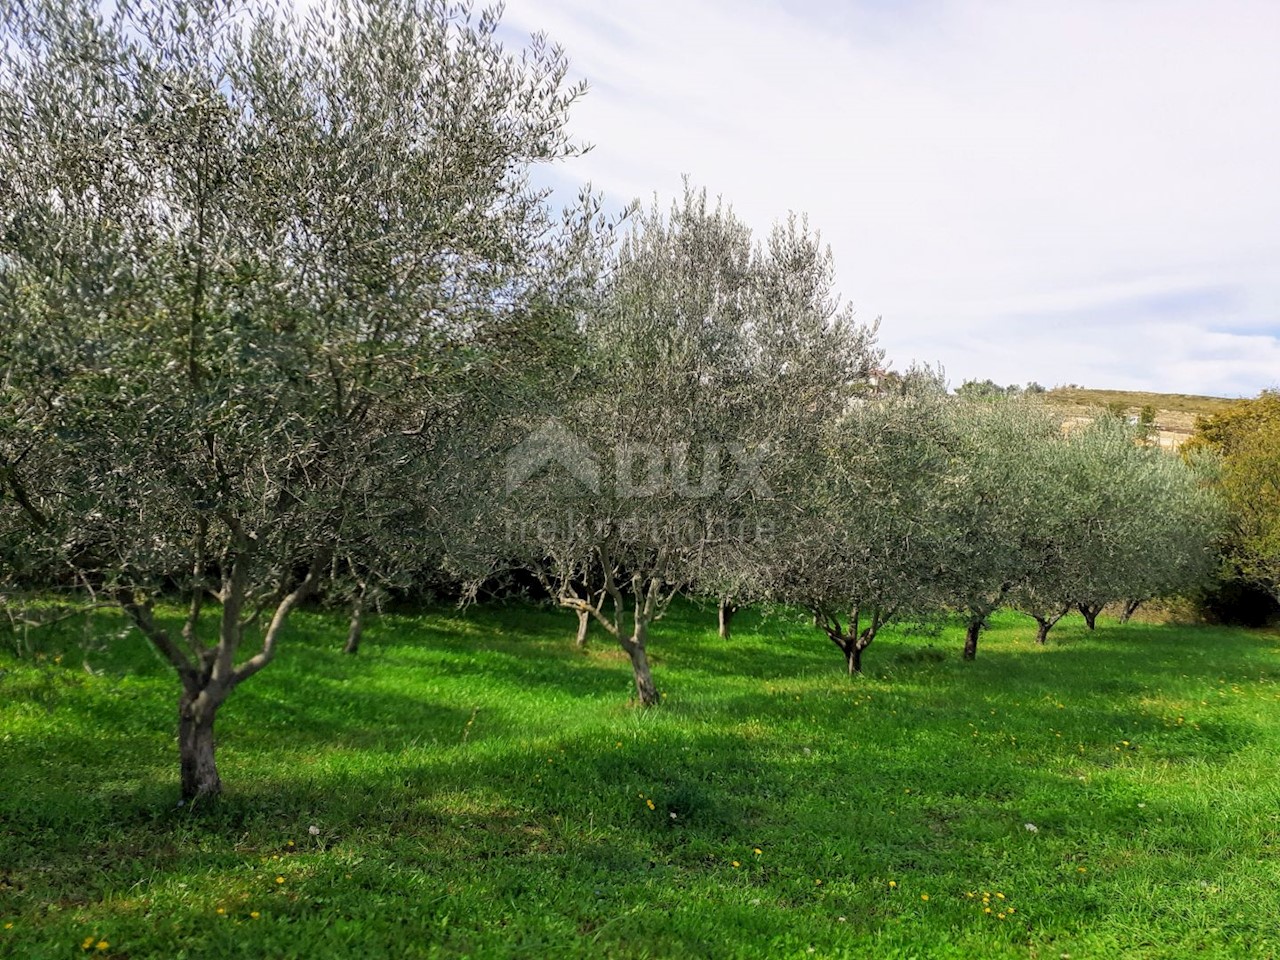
343 585 366 654
963 617 982 660
1077 602 1102 631
554 561 669 706
620 620 659 706
1032 606 1068 644
815 606 890 675
178 688 224 800
718 599 737 640
1034 617 1051 644
117 551 323 800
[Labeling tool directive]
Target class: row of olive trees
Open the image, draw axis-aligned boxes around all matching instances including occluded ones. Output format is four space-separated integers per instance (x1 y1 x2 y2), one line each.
485 188 1222 689
504 335 1222 687
798 398 1215 670
0 0 1224 800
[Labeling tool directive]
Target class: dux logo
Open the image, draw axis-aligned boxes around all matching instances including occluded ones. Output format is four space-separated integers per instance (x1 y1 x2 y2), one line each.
505 418 602 494
505 419 772 499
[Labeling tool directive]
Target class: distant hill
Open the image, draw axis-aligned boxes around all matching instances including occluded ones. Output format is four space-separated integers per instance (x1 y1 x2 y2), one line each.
1045 387 1240 448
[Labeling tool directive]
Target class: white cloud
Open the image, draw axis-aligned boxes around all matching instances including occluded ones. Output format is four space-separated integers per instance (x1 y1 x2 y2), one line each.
503 0 1280 396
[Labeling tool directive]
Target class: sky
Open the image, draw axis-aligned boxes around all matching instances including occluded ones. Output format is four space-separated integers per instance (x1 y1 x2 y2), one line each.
500 0 1280 397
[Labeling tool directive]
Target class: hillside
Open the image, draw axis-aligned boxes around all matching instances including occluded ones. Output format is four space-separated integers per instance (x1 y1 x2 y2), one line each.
1045 387 1241 448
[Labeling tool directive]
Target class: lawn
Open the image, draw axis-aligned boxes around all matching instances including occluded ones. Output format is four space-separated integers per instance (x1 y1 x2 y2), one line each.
2 600 1279 959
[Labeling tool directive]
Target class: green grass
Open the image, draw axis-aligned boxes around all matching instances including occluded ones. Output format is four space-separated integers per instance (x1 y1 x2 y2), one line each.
3 601 1280 959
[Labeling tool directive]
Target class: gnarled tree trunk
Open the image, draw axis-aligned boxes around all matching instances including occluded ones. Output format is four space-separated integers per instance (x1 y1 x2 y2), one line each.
816 607 886 676
1033 606 1068 645
117 549 324 801
575 608 590 649
343 586 366 654
178 687 225 800
1118 599 1143 624
1077 602 1102 631
846 641 864 675
963 618 982 660
621 622 659 706
559 555 671 707
718 599 737 640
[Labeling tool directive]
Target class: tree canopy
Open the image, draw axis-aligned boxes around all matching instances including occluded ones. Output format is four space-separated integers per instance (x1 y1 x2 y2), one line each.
0 0 595 797
1188 391 1280 603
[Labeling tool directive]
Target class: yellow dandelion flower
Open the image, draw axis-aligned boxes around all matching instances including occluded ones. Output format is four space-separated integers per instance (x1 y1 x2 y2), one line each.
96 942 109 952
1077 867 1087 873
1008 907 1015 914
732 861 740 868
646 799 655 810
4 922 12 929
815 879 823 885
995 892 1005 900
888 880 897 888
216 908 225 915
997 913 1006 920
275 876 285 884
984 907 992 914
753 848 762 855
82 937 95 949
920 894 929 901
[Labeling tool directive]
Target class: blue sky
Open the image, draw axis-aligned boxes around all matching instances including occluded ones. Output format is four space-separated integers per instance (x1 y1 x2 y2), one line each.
502 0 1280 397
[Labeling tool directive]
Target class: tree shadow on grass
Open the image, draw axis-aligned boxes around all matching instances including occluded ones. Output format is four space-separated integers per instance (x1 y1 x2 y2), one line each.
6 601 1280 957
6 714 1273 959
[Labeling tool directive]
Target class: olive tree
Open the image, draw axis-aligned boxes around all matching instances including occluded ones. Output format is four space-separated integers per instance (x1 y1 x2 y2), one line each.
1221 425 1280 603
744 377 951 674
1121 445 1223 618
936 397 1065 659
0 0 590 797
497 187 879 703
1068 418 1220 628
1009 415 1220 641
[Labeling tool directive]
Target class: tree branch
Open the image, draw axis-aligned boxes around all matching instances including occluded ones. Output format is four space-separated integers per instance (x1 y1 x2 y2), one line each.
231 553 327 687
115 588 198 689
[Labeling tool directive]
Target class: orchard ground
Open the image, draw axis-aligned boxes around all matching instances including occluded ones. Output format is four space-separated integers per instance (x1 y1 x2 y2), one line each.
2 601 1279 959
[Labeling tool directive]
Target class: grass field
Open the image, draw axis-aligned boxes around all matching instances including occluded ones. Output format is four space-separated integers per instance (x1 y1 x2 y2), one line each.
2 600 1280 959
